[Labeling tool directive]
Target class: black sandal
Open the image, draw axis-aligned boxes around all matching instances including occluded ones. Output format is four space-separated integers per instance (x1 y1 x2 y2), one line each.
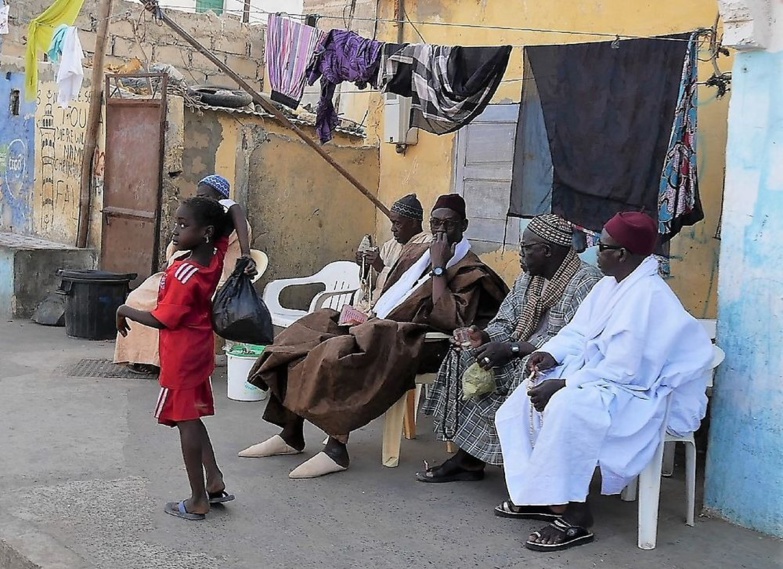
415 459 485 483
525 518 595 552
494 499 559 520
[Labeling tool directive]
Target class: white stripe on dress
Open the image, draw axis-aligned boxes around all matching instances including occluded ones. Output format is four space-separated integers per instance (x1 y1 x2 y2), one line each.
154 388 169 418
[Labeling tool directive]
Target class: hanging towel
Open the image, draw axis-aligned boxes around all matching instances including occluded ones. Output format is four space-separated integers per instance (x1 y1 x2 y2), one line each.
54 26 84 108
266 14 326 110
0 4 10 35
47 24 70 62
508 35 692 236
657 32 703 239
306 29 384 144
25 0 86 100
379 43 512 135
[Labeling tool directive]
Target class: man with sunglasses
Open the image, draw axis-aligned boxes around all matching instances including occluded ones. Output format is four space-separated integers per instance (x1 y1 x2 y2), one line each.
417 214 601 484
495 211 713 552
239 194 508 479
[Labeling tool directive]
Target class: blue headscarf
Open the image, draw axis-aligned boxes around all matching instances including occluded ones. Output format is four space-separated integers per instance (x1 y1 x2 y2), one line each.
199 174 231 198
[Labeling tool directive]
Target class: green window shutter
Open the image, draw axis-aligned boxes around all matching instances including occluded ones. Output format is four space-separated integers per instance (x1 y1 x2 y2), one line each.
196 0 223 15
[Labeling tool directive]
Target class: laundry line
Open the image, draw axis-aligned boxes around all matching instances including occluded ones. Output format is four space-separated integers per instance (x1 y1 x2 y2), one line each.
222 5 704 43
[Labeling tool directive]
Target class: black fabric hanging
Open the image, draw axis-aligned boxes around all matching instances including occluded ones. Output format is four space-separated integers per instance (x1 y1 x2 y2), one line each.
509 34 690 232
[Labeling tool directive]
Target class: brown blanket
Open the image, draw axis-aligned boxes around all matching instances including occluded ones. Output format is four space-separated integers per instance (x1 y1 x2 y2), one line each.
249 248 508 436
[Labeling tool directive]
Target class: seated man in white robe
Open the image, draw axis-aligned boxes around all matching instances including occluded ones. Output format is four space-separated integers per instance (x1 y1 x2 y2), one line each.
495 212 713 552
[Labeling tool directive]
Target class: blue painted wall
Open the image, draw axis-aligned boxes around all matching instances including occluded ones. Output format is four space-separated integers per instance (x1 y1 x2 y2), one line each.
0 71 36 233
705 48 783 537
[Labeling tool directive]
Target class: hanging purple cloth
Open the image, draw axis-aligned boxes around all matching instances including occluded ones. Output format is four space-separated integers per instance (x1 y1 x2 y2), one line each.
306 30 384 144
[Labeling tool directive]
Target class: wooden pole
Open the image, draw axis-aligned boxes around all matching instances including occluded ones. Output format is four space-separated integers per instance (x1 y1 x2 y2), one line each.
142 1 390 218
77 0 114 248
242 0 250 24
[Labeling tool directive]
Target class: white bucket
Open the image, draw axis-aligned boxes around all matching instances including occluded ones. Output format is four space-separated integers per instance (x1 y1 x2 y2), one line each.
226 349 268 402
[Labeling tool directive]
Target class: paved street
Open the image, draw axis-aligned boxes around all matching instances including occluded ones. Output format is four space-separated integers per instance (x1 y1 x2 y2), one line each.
0 320 780 569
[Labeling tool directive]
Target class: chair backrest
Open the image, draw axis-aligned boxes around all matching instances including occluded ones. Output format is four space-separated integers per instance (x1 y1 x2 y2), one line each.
249 250 269 284
312 261 361 291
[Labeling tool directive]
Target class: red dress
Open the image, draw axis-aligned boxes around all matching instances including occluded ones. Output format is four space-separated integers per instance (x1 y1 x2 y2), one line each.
150 237 228 426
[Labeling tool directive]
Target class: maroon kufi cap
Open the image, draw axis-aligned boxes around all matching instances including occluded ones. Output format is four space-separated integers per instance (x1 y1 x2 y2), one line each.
604 212 658 255
432 194 467 219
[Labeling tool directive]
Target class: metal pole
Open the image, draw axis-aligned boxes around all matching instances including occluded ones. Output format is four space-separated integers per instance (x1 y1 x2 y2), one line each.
77 0 115 247
142 1 390 218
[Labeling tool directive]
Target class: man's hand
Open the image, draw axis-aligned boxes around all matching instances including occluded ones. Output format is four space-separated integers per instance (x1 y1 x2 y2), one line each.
238 254 258 278
430 231 454 269
116 305 131 337
527 351 557 373
450 325 489 351
356 249 382 273
474 342 516 370
528 379 566 412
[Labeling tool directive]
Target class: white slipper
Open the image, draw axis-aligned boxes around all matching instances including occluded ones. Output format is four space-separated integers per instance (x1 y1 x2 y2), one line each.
289 452 348 479
238 435 302 458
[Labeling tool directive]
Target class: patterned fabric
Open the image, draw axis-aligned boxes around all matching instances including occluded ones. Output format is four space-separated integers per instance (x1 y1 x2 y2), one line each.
658 32 701 237
199 174 230 198
513 248 582 343
421 261 602 465
265 15 326 109
307 29 384 144
380 43 512 136
390 193 424 221
527 214 573 248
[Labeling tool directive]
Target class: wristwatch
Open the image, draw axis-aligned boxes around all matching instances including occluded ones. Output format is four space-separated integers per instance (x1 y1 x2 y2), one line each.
510 343 521 357
431 267 446 277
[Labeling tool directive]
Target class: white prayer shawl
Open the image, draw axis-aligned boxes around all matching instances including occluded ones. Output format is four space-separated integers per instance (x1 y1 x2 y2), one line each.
373 237 471 319
496 256 713 505
56 27 84 108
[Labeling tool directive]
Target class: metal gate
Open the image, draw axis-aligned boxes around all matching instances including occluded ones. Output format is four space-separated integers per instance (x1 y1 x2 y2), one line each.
101 74 167 287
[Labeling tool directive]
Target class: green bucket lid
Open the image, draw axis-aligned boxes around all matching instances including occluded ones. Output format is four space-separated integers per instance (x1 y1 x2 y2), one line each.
227 344 266 357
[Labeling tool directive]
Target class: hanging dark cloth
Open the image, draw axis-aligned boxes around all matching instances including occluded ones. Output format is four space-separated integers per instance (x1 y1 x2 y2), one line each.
380 43 512 135
306 29 384 144
509 34 702 240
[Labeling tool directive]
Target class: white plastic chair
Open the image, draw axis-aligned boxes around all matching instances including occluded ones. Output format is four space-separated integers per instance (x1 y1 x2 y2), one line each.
382 331 450 467
262 261 360 328
620 344 725 550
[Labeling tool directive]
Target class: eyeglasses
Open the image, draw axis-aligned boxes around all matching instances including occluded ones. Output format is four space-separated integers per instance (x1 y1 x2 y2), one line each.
597 242 624 252
430 218 461 230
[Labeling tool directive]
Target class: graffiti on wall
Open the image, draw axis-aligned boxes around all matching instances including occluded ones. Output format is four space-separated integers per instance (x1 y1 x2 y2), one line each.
34 87 92 242
0 72 36 233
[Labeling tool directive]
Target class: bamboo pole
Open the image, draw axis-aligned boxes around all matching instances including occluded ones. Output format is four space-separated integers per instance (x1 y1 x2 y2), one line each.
77 0 114 248
142 1 390 218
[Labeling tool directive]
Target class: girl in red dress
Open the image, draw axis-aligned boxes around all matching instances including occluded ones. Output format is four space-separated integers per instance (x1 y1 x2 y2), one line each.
116 196 237 520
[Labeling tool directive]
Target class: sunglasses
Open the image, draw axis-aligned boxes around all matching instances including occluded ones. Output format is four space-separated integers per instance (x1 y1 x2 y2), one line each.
597 242 624 252
430 218 461 230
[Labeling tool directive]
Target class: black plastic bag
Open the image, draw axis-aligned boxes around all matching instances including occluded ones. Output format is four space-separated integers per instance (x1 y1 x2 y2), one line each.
212 257 274 345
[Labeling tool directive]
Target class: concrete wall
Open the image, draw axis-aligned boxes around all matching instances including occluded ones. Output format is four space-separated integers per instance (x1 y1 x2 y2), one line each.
1 0 265 87
304 0 730 316
705 0 783 538
177 106 379 291
0 65 36 235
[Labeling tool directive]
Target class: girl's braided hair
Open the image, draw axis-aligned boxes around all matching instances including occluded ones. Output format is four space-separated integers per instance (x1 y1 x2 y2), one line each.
181 196 228 238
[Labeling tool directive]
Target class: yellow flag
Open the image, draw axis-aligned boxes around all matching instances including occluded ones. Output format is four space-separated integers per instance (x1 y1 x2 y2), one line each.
25 0 86 100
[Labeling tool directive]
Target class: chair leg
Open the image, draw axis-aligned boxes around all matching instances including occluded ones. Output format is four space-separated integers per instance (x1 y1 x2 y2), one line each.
637 438 666 550
662 441 675 477
621 477 638 502
403 389 417 440
382 395 407 468
684 438 697 526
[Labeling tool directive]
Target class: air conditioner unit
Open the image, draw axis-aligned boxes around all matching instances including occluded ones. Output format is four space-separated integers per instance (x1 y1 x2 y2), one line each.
383 93 418 146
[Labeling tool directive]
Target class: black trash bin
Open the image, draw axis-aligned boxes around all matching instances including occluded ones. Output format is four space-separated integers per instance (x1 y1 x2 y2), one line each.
58 270 137 340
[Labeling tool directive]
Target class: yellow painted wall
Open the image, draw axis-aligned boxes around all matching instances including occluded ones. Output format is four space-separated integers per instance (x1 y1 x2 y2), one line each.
32 78 103 249
355 0 728 317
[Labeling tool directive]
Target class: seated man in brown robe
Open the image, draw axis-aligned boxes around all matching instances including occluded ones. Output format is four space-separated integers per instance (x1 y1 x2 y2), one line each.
239 194 509 479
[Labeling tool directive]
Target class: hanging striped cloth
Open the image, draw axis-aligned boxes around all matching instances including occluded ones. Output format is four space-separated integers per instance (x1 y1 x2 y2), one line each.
265 14 326 110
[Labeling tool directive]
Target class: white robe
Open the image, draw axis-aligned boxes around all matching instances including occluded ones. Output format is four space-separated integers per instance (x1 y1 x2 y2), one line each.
495 257 713 505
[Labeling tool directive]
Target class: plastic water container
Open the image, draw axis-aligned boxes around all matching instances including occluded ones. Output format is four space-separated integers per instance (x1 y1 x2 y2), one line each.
226 344 268 402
